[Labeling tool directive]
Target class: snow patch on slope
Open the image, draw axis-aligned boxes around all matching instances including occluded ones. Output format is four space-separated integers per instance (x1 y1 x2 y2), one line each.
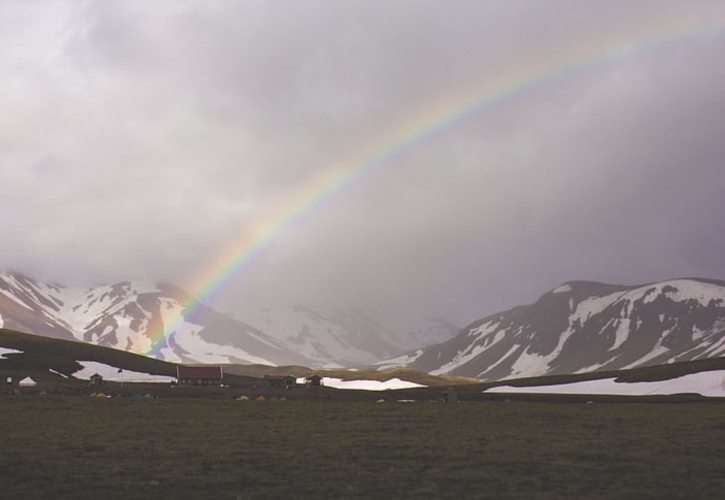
486 370 725 397
157 299 275 365
241 305 398 365
73 361 175 383
609 318 631 351
0 347 23 359
431 321 500 375
509 349 550 378
0 287 33 310
375 350 424 371
49 368 68 378
642 280 725 306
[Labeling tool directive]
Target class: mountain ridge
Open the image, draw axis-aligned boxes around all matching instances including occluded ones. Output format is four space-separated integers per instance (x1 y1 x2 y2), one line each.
390 277 725 380
0 271 457 367
0 272 310 366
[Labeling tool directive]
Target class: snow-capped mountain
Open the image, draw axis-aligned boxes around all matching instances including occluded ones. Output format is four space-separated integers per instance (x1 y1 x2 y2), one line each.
0 271 457 367
237 305 404 367
404 316 460 349
237 305 457 367
395 279 725 380
235 304 460 367
0 272 310 366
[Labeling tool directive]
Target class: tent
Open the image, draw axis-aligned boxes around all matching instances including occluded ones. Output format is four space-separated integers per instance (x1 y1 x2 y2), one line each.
18 377 37 387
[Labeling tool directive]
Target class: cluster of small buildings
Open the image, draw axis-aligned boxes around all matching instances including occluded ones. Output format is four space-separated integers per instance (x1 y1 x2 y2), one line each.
263 374 322 389
7 366 325 394
175 365 323 389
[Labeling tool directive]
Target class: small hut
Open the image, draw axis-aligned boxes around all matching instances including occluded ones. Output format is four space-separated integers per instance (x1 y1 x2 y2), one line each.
89 373 104 387
18 377 37 387
264 374 296 390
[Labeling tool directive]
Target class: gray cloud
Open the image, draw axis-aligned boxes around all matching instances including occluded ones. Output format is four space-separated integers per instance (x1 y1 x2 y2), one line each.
1 1 725 326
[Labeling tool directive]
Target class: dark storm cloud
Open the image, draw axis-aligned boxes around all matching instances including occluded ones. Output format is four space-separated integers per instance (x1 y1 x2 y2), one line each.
1 1 725 325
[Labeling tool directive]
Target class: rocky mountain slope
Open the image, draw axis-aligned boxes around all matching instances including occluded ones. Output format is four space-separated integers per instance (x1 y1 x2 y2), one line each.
240 304 458 367
0 272 457 367
395 278 725 380
0 272 310 366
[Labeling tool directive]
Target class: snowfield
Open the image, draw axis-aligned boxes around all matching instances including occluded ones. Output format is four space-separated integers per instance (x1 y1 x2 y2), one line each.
72 361 176 383
485 370 725 397
48 368 68 379
155 299 277 365
407 278 725 380
374 350 424 371
0 347 23 359
318 377 425 391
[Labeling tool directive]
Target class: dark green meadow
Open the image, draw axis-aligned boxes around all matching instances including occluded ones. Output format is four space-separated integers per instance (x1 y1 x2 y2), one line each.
1 397 724 499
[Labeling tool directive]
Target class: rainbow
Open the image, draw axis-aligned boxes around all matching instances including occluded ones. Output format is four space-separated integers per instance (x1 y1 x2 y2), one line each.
146 18 725 357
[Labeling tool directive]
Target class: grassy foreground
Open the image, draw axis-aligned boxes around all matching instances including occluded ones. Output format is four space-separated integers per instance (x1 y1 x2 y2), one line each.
1 397 724 499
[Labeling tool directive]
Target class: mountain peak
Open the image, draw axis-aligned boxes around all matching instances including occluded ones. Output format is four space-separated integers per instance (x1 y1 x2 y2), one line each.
0 273 312 366
397 277 725 381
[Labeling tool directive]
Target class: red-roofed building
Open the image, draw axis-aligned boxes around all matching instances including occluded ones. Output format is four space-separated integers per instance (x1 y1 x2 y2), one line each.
176 365 223 386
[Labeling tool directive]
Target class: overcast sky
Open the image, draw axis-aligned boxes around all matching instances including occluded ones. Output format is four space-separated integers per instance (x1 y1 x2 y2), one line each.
2 1 725 327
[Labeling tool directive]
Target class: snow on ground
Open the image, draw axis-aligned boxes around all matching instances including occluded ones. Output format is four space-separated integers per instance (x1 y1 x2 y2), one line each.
0 285 33 310
472 343 518 377
320 377 425 391
509 348 551 378
699 329 725 358
609 318 631 351
238 304 380 364
431 321 500 375
572 291 627 323
485 370 725 397
642 279 725 306
49 368 68 379
55 281 160 340
621 338 671 369
156 299 275 365
73 361 176 383
167 321 274 365
0 347 23 359
375 349 423 371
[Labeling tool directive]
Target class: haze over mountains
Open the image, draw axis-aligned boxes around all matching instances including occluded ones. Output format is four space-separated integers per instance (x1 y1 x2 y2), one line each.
0 272 456 368
3 271 725 382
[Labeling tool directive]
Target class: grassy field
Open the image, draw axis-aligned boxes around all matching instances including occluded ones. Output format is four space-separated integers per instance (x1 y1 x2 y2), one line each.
1 397 723 499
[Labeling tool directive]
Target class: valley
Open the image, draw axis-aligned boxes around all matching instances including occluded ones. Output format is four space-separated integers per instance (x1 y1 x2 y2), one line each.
4 3 725 498
1 397 723 499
